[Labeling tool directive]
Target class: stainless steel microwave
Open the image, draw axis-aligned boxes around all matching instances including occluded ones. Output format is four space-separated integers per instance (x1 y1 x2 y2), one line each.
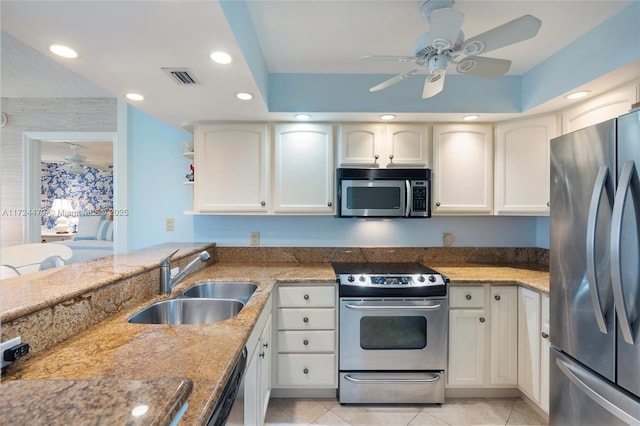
336 168 431 218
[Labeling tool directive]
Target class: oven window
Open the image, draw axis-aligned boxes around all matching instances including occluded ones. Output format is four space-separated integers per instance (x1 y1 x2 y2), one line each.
346 187 401 210
359 316 426 350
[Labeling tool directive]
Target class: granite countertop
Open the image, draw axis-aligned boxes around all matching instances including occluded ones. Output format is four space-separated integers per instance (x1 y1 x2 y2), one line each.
0 378 193 425
3 260 547 425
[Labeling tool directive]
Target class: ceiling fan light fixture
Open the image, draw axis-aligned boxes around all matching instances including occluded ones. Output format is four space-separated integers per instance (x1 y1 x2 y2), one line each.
380 114 396 121
566 90 590 100
126 93 144 101
49 44 78 58
210 51 232 65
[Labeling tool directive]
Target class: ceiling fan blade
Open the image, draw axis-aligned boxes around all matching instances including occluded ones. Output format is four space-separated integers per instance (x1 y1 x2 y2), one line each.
462 15 542 56
456 56 511 78
370 69 419 92
422 70 446 99
85 162 113 172
428 8 465 49
361 55 418 63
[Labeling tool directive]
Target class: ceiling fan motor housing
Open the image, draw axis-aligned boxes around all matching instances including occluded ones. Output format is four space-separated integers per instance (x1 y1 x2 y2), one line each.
420 0 454 23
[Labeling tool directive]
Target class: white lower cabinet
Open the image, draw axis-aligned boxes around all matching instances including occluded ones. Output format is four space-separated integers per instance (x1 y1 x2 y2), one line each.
448 285 518 388
274 284 337 389
540 293 550 413
518 287 541 403
242 295 272 425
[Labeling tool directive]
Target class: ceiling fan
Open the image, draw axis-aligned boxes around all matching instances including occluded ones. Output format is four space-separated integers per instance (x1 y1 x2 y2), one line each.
362 0 542 98
60 144 112 174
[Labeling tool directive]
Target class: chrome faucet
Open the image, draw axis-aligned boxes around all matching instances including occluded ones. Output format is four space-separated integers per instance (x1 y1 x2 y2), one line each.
159 249 211 295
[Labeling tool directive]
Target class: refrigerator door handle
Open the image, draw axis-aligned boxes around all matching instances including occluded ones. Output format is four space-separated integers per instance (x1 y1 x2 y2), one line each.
610 160 636 345
586 165 611 334
556 356 640 425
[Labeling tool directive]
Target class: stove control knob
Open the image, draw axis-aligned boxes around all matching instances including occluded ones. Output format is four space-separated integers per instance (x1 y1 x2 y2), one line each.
428 275 436 283
418 275 425 282
359 275 366 282
347 275 355 282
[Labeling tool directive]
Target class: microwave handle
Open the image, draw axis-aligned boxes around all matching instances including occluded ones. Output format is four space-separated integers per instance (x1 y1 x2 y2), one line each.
405 180 412 217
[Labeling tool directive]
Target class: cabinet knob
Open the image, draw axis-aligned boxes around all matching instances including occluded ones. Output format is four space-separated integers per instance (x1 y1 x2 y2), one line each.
547 201 551 207
263 342 269 349
259 352 265 358
303 294 310 300
303 368 309 374
466 294 472 300
303 339 309 346
436 202 441 207
479 317 486 323
303 317 309 323
260 201 266 207
542 332 549 339
388 154 394 164
495 295 501 301
327 201 332 207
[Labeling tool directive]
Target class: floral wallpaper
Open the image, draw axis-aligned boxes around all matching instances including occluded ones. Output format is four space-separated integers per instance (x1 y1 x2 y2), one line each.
41 162 113 229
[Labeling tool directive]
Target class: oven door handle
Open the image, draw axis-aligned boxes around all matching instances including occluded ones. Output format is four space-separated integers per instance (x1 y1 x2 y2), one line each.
343 374 441 384
344 303 442 311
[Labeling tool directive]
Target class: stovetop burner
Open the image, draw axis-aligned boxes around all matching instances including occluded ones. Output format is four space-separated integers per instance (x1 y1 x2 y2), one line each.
332 262 448 298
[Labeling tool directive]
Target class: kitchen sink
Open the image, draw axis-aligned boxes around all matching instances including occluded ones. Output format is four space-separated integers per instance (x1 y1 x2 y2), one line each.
179 281 257 304
127 299 244 325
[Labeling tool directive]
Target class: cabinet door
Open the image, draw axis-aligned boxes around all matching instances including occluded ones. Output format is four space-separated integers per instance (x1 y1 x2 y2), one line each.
448 309 487 386
494 115 556 215
490 286 518 386
337 124 385 167
540 293 550 413
518 287 541 403
194 124 269 213
259 315 272 423
433 124 494 214
273 123 334 213
243 344 260 425
385 124 431 168
562 82 638 133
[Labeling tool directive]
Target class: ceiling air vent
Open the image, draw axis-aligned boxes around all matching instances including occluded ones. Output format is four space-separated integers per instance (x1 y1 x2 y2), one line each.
162 68 198 85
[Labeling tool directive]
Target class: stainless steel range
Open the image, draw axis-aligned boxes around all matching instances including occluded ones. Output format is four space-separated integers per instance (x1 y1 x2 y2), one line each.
333 262 449 404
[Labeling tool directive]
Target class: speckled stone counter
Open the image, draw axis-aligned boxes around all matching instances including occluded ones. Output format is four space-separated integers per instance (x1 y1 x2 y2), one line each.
1 377 192 425
436 264 549 293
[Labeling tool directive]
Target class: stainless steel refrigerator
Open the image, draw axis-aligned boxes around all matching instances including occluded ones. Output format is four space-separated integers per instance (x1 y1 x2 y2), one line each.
550 109 640 425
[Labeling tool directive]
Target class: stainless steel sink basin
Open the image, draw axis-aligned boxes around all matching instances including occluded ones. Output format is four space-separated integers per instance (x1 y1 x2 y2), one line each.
127 299 244 325
179 281 257 304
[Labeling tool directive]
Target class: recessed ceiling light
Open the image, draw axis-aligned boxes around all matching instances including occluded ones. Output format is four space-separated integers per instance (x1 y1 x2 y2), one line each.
566 90 590 100
125 93 144 101
463 115 479 121
49 44 78 59
380 114 396 121
236 92 253 101
210 51 232 64
295 114 311 120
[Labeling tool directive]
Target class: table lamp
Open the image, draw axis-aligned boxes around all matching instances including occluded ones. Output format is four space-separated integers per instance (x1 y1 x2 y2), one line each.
49 199 74 233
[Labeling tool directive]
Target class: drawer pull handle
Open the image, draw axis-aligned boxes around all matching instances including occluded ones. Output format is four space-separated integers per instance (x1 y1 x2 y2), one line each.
479 317 486 323
263 342 269 349
303 339 309 346
303 368 309 374
495 295 501 301
259 352 265 359
303 294 310 300
303 317 309 323
466 294 472 300
542 332 549 339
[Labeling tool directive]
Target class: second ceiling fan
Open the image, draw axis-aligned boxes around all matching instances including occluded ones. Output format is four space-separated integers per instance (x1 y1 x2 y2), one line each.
362 0 542 98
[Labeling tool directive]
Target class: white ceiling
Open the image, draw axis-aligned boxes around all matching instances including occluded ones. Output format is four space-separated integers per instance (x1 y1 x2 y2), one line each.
1 1 637 129
41 141 113 167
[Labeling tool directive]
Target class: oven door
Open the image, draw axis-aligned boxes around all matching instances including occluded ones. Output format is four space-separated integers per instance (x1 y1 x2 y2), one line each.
340 180 407 217
339 298 447 371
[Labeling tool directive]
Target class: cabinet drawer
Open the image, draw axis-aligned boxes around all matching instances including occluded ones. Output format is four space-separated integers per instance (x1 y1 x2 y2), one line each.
278 285 335 308
277 354 336 387
278 308 335 330
278 330 335 353
450 286 486 308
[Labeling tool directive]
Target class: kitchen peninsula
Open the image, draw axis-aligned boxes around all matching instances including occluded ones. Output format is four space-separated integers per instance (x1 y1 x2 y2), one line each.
1 245 549 425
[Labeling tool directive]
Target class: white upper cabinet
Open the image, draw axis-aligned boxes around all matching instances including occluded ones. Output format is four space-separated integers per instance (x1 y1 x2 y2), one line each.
433 124 494 215
273 123 334 214
337 124 431 168
562 82 638 133
194 123 269 213
494 114 557 215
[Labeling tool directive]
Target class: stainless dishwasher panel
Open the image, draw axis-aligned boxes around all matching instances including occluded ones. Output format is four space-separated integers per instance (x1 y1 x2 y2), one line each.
339 371 445 404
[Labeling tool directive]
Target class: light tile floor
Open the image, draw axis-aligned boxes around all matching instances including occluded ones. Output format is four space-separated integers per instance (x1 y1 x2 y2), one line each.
265 397 548 426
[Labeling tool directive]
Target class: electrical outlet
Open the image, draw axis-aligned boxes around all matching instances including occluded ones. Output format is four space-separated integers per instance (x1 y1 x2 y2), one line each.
250 231 260 246
166 218 174 231
1 336 21 368
442 232 454 247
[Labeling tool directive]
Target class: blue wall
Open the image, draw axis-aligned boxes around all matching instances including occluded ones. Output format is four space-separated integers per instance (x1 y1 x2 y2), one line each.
127 105 546 250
